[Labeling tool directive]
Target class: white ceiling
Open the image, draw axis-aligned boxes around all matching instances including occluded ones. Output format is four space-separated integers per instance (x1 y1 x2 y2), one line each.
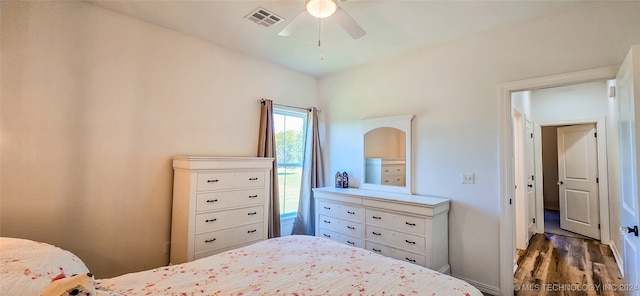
87 0 580 77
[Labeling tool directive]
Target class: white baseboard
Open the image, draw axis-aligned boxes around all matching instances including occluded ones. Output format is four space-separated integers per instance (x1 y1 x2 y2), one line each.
610 241 624 277
452 274 500 296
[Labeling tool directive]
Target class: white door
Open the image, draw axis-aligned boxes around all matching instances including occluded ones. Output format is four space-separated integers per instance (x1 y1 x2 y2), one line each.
557 124 600 239
514 111 528 251
525 119 536 237
617 45 639 295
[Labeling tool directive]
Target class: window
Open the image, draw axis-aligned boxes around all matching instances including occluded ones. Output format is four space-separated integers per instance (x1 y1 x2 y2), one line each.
274 108 307 218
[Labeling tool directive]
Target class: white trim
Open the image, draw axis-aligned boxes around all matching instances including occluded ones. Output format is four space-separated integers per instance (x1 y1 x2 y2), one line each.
610 240 624 277
453 275 501 296
279 215 296 237
533 118 611 244
498 66 618 295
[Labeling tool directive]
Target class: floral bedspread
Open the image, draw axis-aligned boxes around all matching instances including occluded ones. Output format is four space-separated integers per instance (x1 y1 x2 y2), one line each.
96 235 481 296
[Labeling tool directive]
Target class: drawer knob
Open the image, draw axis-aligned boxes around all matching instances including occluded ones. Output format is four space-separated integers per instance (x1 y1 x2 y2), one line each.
347 226 355 230
249 177 259 181
372 216 382 220
323 233 331 238
323 220 331 224
405 222 416 226
247 229 257 233
347 211 355 215
248 195 258 198
323 206 331 210
206 199 218 203
405 257 417 263
248 212 257 216
372 248 382 253
205 238 216 243
205 218 217 223
207 179 219 183
372 231 381 236
405 239 416 245
347 241 355 245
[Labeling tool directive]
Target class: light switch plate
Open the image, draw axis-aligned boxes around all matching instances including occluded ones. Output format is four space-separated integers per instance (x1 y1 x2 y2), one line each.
462 173 475 184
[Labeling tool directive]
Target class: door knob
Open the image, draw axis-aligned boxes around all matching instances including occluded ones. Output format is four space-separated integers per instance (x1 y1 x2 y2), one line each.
557 181 563 185
620 226 639 237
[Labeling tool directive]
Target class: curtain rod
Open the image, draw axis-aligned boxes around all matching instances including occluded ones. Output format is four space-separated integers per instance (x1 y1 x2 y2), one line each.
257 99 320 112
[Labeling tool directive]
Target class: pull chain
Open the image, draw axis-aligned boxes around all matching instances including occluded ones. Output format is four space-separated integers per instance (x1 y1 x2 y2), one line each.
318 17 324 60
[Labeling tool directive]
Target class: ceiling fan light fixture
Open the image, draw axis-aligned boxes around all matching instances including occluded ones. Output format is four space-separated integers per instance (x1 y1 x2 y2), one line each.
305 0 337 19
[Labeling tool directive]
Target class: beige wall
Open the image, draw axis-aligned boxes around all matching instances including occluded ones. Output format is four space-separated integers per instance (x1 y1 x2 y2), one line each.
1 1 318 277
319 2 640 291
364 127 405 159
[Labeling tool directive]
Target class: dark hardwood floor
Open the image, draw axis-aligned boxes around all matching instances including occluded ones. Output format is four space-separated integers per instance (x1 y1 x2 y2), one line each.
514 233 624 296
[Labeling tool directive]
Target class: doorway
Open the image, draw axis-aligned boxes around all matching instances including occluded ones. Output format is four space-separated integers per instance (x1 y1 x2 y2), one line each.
511 82 612 252
541 124 600 240
499 66 620 295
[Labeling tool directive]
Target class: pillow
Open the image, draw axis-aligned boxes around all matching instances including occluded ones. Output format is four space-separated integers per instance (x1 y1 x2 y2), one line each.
40 272 96 296
0 237 91 296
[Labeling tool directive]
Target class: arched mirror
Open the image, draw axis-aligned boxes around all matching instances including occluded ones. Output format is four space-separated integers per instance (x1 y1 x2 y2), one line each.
361 114 414 194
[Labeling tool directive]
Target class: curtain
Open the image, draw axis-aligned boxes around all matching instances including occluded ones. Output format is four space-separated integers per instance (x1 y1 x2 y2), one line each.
292 107 325 235
258 99 281 238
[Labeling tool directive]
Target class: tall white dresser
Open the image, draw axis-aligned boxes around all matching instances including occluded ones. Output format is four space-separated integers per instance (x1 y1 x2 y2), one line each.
170 156 273 264
313 187 450 274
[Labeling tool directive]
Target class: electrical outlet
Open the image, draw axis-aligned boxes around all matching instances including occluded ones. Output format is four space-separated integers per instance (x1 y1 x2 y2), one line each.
462 173 475 184
163 241 171 254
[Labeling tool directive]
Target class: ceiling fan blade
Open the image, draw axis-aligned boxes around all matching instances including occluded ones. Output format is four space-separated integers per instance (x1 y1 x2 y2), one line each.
278 9 306 37
333 7 366 39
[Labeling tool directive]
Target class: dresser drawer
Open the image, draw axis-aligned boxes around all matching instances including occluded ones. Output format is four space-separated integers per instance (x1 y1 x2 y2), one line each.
317 201 363 222
197 172 236 191
195 205 263 234
197 171 265 191
366 241 426 267
318 215 363 238
366 209 426 235
317 228 364 248
194 222 263 254
381 164 404 176
366 225 426 255
381 176 404 186
196 189 264 212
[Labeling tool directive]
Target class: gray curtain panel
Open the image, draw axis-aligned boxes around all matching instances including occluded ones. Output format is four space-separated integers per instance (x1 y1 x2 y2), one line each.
292 107 325 235
258 99 281 238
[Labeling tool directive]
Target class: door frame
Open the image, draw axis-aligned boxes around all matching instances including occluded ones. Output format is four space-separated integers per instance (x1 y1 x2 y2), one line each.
498 65 618 295
533 119 610 243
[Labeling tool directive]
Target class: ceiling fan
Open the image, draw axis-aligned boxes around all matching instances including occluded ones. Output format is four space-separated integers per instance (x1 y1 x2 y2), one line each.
278 0 366 40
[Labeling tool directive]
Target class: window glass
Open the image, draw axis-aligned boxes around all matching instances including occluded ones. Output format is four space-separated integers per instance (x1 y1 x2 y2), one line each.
273 108 307 218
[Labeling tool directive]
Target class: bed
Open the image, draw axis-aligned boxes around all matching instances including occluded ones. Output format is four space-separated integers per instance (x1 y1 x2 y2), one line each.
1 235 482 295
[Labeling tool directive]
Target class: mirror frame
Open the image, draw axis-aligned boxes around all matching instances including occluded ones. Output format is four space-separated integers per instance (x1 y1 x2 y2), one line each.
360 114 415 194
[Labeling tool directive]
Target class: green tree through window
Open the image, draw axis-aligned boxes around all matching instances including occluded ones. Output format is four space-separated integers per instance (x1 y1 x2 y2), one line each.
274 108 307 218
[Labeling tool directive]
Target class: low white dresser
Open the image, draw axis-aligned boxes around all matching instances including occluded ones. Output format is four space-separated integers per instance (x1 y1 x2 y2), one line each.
170 156 273 264
365 158 406 186
313 187 450 274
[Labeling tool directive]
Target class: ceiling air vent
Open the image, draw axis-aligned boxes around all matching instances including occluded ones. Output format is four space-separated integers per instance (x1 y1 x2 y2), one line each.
244 7 284 28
